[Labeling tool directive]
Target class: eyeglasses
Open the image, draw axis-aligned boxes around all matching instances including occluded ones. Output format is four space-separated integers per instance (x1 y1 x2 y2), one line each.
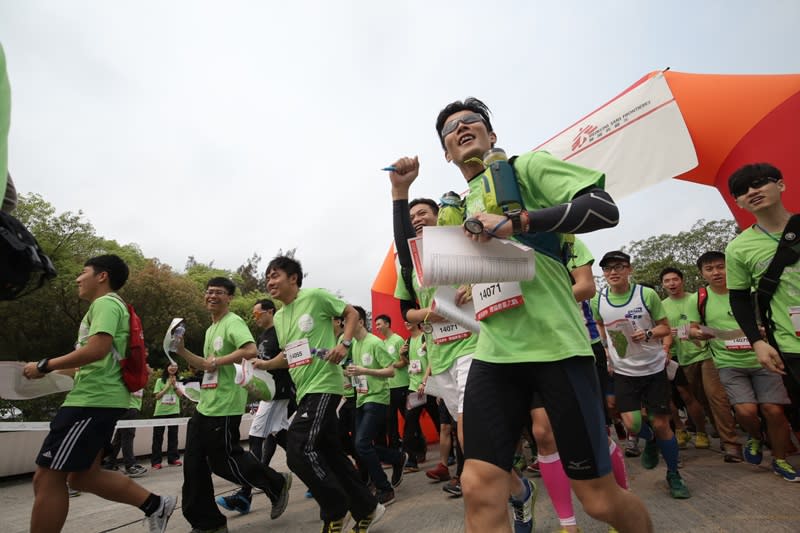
205 289 229 296
731 176 778 198
440 112 485 138
601 264 629 273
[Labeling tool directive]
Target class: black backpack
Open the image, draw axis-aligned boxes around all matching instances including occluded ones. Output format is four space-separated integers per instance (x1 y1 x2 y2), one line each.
0 210 57 300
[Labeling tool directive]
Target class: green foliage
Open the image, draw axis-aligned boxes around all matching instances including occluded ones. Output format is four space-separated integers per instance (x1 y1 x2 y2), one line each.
621 218 739 297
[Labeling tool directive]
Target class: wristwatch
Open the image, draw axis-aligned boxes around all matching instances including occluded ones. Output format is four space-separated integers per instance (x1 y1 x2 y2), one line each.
506 210 523 234
645 329 654 341
37 358 52 374
341 339 353 349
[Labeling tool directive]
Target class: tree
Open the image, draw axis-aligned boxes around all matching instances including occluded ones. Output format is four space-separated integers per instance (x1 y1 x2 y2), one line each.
620 218 739 297
236 252 263 295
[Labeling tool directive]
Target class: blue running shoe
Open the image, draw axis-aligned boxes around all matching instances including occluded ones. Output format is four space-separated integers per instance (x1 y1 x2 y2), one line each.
216 492 251 515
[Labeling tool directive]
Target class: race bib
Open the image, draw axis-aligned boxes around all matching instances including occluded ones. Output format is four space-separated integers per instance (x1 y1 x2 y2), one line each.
431 322 471 345
409 359 422 374
201 369 218 389
161 393 177 405
790 306 800 337
724 336 752 351
355 375 368 394
285 338 313 368
472 282 524 320
676 324 689 341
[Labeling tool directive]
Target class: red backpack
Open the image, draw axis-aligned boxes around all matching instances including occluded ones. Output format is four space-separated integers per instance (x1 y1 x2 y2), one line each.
109 295 149 392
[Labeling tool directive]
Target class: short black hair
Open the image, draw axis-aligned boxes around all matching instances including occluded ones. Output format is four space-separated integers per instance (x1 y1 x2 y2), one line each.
697 251 726 270
266 255 303 288
435 97 493 149
375 314 391 326
85 254 129 290
409 198 439 215
728 163 782 196
256 299 276 312
206 277 236 295
659 267 684 281
353 305 368 325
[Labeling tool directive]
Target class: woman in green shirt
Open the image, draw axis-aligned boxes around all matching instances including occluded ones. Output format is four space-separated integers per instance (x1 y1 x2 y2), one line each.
151 363 184 468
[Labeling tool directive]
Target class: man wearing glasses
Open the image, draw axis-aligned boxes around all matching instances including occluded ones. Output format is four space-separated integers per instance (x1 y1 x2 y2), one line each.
429 97 651 532
726 164 800 387
593 252 690 500
174 278 292 532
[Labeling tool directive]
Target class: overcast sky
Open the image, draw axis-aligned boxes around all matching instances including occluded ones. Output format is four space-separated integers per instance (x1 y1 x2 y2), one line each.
2 1 798 307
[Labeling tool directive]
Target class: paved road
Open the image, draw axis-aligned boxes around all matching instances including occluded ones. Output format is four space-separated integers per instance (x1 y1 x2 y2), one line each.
3 437 799 532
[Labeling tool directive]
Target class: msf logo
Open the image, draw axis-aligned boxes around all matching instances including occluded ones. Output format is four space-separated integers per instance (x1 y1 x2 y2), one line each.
571 124 598 151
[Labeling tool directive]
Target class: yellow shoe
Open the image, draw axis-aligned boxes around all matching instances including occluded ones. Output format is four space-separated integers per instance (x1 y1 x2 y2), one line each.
676 429 690 449
695 432 711 449
608 528 618 533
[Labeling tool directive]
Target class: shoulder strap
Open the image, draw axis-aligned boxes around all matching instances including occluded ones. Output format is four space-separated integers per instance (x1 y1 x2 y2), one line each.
697 287 708 325
756 214 800 330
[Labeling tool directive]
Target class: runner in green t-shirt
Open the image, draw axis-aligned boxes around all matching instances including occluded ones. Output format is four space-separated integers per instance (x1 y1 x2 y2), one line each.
22 254 175 532
660 266 736 455
411 97 652 531
266 255 384 531
401 321 440 472
688 251 796 481
375 314 410 450
724 163 799 383
175 276 291 530
151 363 184 469
344 306 406 504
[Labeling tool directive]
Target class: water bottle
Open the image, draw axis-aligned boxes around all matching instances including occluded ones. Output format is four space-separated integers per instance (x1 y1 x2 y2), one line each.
169 323 186 353
483 148 523 214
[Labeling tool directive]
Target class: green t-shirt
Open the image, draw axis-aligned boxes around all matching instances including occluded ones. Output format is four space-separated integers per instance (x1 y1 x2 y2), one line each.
130 390 143 410
352 333 393 408
662 293 710 365
568 237 602 345
197 311 254 417
385 333 410 389
153 378 181 416
274 288 347 403
394 267 476 374
407 334 427 391
0 44 9 197
463 151 601 363
63 294 132 408
686 290 759 369
726 225 800 354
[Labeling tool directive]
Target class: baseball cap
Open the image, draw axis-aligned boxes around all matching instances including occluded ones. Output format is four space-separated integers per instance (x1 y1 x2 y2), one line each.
599 251 631 268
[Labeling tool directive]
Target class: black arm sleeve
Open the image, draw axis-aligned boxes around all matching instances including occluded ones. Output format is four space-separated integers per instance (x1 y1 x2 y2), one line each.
400 298 417 322
729 289 763 346
526 187 619 234
393 199 416 268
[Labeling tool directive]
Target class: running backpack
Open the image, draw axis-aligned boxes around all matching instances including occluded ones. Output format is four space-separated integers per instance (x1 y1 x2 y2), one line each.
109 295 149 392
0 210 57 300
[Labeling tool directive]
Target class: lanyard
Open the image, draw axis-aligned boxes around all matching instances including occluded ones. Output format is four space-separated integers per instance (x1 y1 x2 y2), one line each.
755 224 781 244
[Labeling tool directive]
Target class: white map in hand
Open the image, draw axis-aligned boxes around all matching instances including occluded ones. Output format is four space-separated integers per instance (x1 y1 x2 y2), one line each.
0 361 74 400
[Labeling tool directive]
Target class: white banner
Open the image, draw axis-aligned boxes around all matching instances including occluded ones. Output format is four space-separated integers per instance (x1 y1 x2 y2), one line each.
534 73 698 200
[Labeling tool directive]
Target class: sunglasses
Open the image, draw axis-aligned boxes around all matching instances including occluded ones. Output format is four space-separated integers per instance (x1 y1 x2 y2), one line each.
440 112 485 138
731 176 778 198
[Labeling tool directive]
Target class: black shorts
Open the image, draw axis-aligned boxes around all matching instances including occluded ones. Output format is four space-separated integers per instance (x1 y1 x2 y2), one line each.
438 400 453 425
613 370 671 415
36 406 126 471
462 356 610 480
673 364 689 387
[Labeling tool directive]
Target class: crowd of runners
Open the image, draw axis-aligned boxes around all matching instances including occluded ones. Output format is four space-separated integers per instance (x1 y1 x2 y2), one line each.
15 95 800 533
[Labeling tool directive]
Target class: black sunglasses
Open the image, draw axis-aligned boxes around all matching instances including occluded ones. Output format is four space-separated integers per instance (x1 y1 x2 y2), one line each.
440 113 485 139
731 176 778 198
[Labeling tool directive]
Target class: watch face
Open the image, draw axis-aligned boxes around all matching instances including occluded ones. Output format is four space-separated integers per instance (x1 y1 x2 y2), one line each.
464 218 484 235
422 323 434 334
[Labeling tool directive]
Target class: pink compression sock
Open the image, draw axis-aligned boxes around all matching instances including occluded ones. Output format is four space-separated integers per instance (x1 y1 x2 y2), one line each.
609 439 629 490
538 452 576 526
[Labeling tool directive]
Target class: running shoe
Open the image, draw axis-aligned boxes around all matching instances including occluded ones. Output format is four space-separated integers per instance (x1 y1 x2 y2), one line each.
145 494 177 533
168 459 183 466
321 515 347 533
215 492 251 515
624 437 641 458
694 432 711 449
270 472 293 519
641 439 659 470
67 486 81 498
189 527 228 533
675 429 690 449
442 477 462 498
404 459 420 473
125 464 148 478
744 437 763 465
510 477 536 533
526 459 541 477
772 459 799 482
375 488 395 506
666 471 691 499
425 462 450 482
349 503 386 533
392 452 407 488
152 463 163 470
